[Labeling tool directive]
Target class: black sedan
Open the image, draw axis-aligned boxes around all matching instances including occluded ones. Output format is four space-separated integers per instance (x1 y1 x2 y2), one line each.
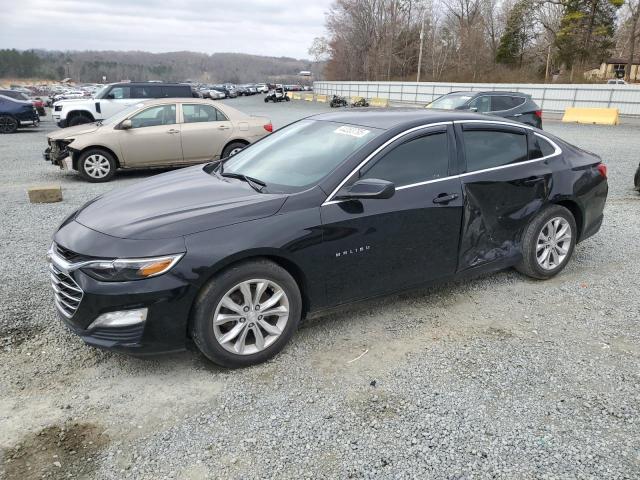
48 110 608 367
428 91 543 129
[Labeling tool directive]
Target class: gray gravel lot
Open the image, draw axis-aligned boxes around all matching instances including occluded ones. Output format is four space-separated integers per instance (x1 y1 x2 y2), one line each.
1 96 639 479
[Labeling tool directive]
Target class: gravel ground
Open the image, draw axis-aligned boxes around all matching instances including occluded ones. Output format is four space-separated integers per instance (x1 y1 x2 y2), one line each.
1 96 639 479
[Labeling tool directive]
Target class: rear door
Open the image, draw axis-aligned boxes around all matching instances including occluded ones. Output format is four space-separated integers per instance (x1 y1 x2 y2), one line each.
180 103 233 162
455 121 554 270
118 103 184 167
489 95 528 123
321 124 464 304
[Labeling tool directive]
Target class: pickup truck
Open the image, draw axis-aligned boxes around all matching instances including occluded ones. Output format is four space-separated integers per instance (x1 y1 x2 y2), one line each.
52 82 199 128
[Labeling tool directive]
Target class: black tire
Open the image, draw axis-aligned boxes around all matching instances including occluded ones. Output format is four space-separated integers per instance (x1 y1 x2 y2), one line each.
285 96 290 102
191 259 302 368
264 97 269 103
634 164 640 191
222 141 247 159
78 148 117 183
0 115 18 134
516 205 577 280
67 114 93 127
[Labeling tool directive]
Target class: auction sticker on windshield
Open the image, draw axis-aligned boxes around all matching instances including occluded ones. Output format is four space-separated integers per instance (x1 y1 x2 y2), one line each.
334 125 371 138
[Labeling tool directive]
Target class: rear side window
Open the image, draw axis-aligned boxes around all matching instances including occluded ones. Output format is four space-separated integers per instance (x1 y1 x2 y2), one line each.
361 133 449 186
491 96 516 111
162 86 190 97
182 104 227 123
463 129 528 172
529 134 556 159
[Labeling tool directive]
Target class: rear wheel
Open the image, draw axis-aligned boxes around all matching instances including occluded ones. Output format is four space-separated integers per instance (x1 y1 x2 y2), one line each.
222 141 247 158
68 114 93 127
0 115 18 134
78 148 117 182
191 260 302 368
516 205 577 279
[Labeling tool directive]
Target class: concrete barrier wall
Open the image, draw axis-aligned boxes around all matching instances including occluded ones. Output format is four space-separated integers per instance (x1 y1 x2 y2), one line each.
313 81 640 116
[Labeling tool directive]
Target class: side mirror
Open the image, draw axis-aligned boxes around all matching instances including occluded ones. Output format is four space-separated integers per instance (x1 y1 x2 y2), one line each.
335 178 395 200
120 119 132 130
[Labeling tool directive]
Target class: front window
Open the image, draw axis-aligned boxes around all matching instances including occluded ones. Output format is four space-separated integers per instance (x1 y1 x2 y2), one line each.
220 120 383 193
101 103 145 125
428 93 472 110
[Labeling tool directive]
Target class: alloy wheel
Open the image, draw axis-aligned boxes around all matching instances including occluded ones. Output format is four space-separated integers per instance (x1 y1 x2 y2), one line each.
83 154 111 179
536 216 572 270
213 279 289 355
229 147 244 156
0 116 18 133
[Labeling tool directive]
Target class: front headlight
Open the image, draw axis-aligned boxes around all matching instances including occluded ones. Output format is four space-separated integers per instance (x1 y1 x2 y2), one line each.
81 254 184 282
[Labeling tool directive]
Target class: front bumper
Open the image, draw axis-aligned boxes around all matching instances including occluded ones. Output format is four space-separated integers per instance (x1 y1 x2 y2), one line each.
50 221 195 355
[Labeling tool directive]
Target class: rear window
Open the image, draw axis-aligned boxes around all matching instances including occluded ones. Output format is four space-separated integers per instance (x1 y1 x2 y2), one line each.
131 85 162 98
490 95 524 111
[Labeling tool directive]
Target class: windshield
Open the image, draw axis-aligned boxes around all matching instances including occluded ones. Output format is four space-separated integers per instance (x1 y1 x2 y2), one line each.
101 103 145 125
220 119 383 193
94 85 110 99
428 93 473 110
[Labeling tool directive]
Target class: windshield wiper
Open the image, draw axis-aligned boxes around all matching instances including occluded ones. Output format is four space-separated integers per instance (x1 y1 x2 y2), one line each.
220 172 266 192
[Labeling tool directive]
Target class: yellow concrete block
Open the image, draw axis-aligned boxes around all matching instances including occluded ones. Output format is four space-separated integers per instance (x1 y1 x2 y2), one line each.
28 185 63 203
304 93 314 101
561 107 619 125
292 92 301 100
370 97 390 107
350 96 365 104
316 94 328 103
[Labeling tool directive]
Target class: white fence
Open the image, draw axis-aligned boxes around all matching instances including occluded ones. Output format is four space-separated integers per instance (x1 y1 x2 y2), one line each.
313 81 640 116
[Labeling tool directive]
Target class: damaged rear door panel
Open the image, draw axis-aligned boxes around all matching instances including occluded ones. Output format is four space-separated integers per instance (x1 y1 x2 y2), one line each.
454 122 555 271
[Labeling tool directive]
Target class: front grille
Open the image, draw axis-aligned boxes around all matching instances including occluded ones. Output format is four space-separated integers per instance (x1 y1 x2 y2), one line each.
54 243 97 263
50 263 83 318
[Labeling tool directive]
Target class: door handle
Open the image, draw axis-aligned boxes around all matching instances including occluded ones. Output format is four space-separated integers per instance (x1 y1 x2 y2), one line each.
433 193 459 204
512 113 523 117
523 176 544 185
217 125 230 130
167 129 180 134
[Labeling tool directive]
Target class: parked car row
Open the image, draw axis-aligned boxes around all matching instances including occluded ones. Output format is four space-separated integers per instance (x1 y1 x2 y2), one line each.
0 89 46 115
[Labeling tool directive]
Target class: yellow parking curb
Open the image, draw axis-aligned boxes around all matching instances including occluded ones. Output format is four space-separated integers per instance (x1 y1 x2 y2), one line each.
562 108 619 125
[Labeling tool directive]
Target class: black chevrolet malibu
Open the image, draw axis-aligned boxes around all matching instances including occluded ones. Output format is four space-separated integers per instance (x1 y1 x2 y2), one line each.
48 110 608 367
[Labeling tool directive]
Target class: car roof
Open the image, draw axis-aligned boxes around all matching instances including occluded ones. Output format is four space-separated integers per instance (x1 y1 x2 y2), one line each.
443 90 531 97
107 82 192 88
308 108 527 130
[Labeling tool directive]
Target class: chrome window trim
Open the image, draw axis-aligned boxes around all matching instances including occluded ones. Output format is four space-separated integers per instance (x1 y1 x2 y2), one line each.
322 121 452 206
321 119 562 206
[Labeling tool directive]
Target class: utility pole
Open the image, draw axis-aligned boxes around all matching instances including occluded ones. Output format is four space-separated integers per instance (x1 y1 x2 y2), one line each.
417 9 426 82
545 44 551 83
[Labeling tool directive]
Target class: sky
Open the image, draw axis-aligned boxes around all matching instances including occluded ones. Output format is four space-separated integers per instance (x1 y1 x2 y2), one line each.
0 0 332 59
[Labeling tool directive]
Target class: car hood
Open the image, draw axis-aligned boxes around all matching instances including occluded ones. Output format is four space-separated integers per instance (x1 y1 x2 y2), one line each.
74 165 287 240
53 98 91 106
48 123 100 140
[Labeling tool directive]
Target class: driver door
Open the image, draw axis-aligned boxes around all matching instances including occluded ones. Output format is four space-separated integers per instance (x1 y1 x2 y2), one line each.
118 104 184 167
321 125 463 304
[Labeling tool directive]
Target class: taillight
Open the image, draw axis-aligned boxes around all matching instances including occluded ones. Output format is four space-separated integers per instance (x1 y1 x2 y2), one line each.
597 163 607 178
534 110 542 118
263 123 273 133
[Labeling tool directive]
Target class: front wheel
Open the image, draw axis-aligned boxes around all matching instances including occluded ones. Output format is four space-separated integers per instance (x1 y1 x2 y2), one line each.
78 148 117 182
221 141 246 159
191 260 302 368
516 205 577 279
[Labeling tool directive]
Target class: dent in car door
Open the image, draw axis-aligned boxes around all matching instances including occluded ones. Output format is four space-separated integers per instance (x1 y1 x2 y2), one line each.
321 126 463 305
180 103 233 163
119 104 184 167
456 123 553 270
